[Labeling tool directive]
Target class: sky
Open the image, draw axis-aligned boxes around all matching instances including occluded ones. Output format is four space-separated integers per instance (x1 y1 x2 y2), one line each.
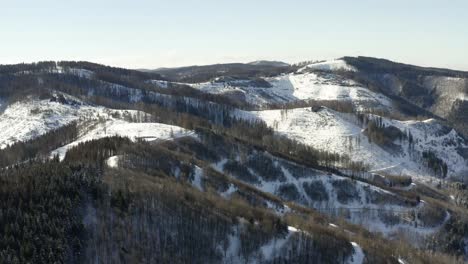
1 0 467 70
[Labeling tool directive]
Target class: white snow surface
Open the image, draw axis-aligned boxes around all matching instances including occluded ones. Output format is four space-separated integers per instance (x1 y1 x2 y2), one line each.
398 257 408 264
213 148 451 236
0 94 193 159
51 119 193 160
347 242 364 264
238 107 468 180
192 166 204 191
0 97 99 149
299 59 357 72
187 60 392 109
106 155 120 168
221 222 301 263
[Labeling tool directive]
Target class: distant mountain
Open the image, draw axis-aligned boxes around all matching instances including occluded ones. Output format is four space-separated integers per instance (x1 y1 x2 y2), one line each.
146 62 291 83
248 60 290 67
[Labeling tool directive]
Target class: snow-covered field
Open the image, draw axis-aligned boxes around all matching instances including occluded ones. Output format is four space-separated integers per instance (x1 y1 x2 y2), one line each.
0 96 101 148
0 95 193 160
237 107 468 181
51 119 193 160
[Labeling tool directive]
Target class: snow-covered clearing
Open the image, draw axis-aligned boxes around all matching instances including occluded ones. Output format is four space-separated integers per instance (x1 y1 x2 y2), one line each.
237 107 468 180
187 59 393 109
0 96 104 148
0 93 194 160
0 94 194 160
51 119 193 160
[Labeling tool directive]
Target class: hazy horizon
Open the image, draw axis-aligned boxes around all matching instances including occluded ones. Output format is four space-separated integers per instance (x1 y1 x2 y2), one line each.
2 0 468 70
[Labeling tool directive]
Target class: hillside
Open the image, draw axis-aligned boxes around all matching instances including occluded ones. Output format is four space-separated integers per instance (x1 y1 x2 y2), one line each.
0 58 466 263
342 56 468 136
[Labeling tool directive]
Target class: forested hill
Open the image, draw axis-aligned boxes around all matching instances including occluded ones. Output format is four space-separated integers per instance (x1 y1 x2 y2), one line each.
0 58 467 263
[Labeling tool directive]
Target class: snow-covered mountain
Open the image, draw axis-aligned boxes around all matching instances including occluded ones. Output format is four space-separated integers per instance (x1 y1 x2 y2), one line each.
187 59 393 111
0 58 467 263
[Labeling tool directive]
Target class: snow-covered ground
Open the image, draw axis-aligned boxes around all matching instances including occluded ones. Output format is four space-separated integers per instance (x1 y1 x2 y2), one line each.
236 107 468 181
0 94 193 160
0 96 102 148
222 221 309 263
212 151 448 237
298 59 357 72
258 170 443 236
191 166 204 191
187 59 393 109
347 242 364 264
106 155 120 168
51 118 193 160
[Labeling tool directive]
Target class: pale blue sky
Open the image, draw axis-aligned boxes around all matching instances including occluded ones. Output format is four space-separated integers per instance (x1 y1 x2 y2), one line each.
1 0 467 70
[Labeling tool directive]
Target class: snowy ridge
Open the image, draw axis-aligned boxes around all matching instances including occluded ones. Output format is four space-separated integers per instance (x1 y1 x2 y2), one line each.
299 59 357 72
187 63 392 109
14 65 95 79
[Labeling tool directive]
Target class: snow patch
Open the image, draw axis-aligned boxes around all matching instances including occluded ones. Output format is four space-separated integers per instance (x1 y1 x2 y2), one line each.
348 242 364 264
300 59 357 72
106 156 119 168
192 166 204 191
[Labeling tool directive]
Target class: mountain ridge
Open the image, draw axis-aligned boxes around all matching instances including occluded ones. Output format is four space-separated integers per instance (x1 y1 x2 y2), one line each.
0 56 466 263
